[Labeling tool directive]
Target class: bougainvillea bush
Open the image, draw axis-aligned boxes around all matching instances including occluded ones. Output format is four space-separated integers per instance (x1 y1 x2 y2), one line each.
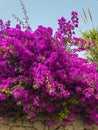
0 12 98 126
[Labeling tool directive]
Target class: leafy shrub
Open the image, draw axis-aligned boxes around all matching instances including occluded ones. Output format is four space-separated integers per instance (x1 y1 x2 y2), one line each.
0 12 98 126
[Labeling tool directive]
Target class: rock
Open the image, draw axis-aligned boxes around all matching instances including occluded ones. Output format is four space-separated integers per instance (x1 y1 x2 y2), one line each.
0 125 10 130
57 126 64 130
49 122 62 130
11 127 26 130
25 127 36 130
64 123 74 130
73 120 84 130
33 121 45 130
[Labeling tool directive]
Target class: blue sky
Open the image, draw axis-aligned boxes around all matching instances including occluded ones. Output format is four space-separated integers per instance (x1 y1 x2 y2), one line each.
0 0 98 57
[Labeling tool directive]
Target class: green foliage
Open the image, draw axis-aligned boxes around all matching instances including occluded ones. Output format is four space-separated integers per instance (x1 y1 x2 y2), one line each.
80 8 98 63
59 107 70 121
81 28 98 63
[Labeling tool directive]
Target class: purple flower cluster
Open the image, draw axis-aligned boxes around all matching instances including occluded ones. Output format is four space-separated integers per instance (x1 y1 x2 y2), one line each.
0 12 98 126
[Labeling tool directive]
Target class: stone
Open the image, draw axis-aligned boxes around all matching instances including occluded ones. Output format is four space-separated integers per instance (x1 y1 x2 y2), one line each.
3 120 9 125
0 119 98 130
73 120 84 130
25 127 36 130
44 125 49 130
9 120 22 127
64 123 74 130
93 125 98 130
57 126 64 130
33 121 45 130
84 125 95 130
49 122 62 130
22 122 33 127
11 127 26 130
0 125 10 130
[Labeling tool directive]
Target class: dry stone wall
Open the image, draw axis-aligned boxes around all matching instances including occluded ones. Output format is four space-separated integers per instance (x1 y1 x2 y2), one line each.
0 119 98 130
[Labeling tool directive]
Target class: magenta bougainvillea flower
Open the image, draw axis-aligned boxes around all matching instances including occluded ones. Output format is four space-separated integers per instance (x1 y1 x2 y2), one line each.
0 12 98 126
